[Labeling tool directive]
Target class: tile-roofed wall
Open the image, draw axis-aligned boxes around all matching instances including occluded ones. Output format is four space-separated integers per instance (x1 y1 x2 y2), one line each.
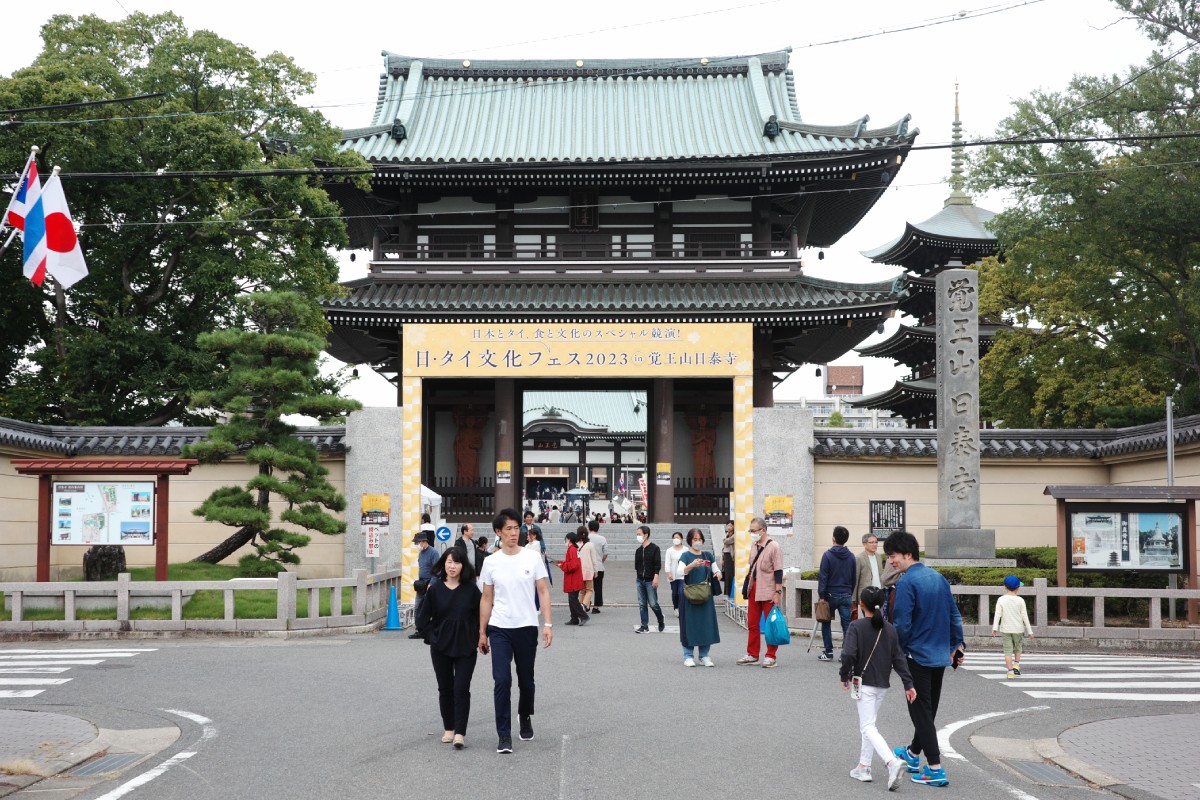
812 418 1200 460
0 417 346 457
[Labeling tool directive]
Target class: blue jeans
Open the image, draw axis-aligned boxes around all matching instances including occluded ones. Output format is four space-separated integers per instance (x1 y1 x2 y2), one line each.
821 593 853 656
683 644 711 661
636 579 664 628
486 625 538 738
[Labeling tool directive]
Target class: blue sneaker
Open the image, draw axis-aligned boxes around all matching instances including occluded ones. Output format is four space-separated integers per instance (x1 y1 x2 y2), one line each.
893 746 920 774
912 766 948 787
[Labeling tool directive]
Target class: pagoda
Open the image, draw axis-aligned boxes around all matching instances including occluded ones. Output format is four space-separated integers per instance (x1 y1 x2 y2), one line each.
322 49 919 522
853 89 1003 428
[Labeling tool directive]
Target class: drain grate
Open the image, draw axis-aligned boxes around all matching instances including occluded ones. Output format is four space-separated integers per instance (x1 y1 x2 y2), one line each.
72 753 145 777
1005 760 1084 786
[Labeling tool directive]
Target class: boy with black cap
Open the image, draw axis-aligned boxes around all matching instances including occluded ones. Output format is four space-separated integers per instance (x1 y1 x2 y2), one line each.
991 575 1033 679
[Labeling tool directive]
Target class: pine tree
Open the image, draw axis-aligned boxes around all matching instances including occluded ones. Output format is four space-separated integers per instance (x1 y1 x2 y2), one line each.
181 292 361 574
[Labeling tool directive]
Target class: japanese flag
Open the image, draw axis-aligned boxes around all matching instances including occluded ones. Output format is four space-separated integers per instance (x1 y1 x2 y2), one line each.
36 173 88 289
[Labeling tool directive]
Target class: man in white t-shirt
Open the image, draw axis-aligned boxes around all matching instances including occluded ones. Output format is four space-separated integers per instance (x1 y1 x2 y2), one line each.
478 507 552 755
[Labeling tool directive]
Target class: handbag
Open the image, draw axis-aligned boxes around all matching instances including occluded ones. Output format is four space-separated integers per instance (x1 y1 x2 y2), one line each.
761 606 791 646
740 545 766 600
683 554 712 605
413 577 430 595
814 597 832 623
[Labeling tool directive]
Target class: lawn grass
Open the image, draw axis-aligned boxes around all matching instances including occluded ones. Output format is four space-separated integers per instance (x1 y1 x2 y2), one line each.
1 565 355 621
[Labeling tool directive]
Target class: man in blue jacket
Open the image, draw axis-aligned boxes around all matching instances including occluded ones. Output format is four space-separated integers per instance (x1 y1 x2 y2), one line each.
816 525 856 661
884 530 964 788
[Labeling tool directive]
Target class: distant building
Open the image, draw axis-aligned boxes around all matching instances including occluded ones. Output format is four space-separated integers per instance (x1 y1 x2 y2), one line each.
781 366 907 428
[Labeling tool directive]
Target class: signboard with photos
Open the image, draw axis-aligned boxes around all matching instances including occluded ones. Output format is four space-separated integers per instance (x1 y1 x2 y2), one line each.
1067 505 1186 572
52 481 156 545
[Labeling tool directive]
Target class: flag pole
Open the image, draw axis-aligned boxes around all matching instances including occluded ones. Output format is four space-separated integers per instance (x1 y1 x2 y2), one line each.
2 145 39 237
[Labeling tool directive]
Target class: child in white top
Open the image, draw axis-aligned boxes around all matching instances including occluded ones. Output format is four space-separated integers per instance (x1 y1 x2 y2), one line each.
991 575 1034 679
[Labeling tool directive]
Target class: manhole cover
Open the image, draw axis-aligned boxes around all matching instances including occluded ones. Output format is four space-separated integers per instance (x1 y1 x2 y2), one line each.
72 753 145 777
1005 760 1084 786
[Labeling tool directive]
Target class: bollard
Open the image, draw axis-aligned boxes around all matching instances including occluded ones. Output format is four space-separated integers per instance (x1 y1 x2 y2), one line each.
384 585 401 631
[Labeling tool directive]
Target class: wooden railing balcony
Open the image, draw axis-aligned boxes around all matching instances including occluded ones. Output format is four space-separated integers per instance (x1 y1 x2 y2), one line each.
376 240 796 270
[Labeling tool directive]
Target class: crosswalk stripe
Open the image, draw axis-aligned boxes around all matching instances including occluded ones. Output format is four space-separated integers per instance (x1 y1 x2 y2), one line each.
0 690 46 698
0 678 71 686
1024 691 1200 701
0 653 137 660
0 659 104 667
1071 664 1200 670
0 667 72 674
0 649 157 654
982 671 1200 680
999 680 1200 689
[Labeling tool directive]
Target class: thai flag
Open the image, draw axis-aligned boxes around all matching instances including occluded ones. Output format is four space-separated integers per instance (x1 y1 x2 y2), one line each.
3 153 38 232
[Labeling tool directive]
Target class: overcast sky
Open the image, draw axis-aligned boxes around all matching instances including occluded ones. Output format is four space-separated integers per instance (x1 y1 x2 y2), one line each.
3 0 1159 406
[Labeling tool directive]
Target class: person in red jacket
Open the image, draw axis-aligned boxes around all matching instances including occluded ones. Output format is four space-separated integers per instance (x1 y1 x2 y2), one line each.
557 531 589 626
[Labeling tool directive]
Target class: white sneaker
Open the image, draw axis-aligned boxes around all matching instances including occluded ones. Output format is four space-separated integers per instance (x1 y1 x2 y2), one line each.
850 765 872 782
761 657 778 669
683 657 696 667
700 656 715 667
887 759 904 791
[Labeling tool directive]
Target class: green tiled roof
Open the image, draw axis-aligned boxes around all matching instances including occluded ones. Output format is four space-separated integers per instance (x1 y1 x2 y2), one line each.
340 50 917 164
323 274 902 323
861 202 998 267
523 390 647 437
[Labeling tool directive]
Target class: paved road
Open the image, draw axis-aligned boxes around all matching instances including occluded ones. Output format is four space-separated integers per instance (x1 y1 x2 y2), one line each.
1 605 1198 799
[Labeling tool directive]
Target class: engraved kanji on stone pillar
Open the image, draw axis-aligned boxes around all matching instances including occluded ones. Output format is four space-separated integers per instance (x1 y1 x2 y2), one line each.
928 266 994 558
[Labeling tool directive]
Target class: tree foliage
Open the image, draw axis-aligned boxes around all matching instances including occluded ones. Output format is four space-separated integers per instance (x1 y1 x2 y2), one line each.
181 291 360 572
970 0 1200 427
0 13 367 425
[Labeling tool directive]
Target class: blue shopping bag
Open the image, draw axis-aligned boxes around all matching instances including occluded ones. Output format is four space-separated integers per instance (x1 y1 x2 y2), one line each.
761 606 791 647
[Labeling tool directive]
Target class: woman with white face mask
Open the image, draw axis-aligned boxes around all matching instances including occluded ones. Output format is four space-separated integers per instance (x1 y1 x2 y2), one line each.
665 532 687 615
678 528 721 667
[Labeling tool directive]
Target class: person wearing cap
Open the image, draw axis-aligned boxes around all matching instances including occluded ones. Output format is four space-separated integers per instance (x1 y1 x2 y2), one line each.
992 576 1034 679
410 530 439 639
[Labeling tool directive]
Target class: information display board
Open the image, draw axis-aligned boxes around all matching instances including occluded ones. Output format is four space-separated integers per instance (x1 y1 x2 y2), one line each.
52 481 156 545
1068 505 1186 572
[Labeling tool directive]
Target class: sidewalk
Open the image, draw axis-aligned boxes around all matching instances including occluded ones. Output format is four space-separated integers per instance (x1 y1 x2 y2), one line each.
0 709 99 797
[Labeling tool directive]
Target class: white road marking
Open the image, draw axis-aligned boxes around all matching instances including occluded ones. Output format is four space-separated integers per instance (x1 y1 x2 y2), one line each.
0 690 45 698
0 667 71 674
0 678 71 685
937 705 1051 761
0 653 137 659
0 659 103 666
91 751 195 800
0 649 157 654
1024 691 1200 701
558 734 569 800
1001 680 1200 689
982 672 1200 680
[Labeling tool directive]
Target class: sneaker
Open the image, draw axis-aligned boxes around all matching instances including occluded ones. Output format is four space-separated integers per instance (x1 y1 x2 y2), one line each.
658 621 665 632
1013 664 1021 676
761 657 778 669
850 765 873 782
736 655 760 666
578 616 589 626
817 652 834 662
592 608 601 614
634 625 649 634
700 656 715 668
894 746 920 774
1006 670 1015 679
566 619 580 626
684 657 696 667
497 736 513 754
519 715 534 741
887 759 905 791
912 766 948 787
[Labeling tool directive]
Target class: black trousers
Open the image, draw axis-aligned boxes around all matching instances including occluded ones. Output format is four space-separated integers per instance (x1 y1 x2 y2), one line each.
593 570 605 607
567 590 589 622
722 552 735 596
487 625 538 738
905 658 945 766
430 648 477 735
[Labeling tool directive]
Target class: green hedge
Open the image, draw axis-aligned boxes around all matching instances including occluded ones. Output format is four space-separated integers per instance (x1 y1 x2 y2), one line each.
796 548 1182 624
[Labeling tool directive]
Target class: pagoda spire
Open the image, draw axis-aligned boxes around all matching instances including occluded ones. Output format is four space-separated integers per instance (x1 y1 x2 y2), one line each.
946 83 973 207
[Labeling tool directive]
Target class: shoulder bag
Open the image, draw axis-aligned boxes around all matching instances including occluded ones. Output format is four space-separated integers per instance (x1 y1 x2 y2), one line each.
850 627 883 700
740 544 767 601
684 555 712 605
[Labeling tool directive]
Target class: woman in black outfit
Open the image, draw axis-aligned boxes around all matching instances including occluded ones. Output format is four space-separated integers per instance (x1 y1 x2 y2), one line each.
416 547 481 749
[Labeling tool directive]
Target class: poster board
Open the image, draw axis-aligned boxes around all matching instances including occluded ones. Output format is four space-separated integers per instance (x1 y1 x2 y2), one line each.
869 500 906 540
764 495 793 538
52 481 156 545
1067 505 1186 572
361 493 391 559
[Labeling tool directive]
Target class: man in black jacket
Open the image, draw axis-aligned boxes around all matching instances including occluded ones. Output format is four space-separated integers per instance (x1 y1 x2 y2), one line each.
632 524 665 633
817 525 857 661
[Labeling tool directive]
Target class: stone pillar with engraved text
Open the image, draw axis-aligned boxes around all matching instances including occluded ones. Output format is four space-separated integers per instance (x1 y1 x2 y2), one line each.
926 266 996 558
